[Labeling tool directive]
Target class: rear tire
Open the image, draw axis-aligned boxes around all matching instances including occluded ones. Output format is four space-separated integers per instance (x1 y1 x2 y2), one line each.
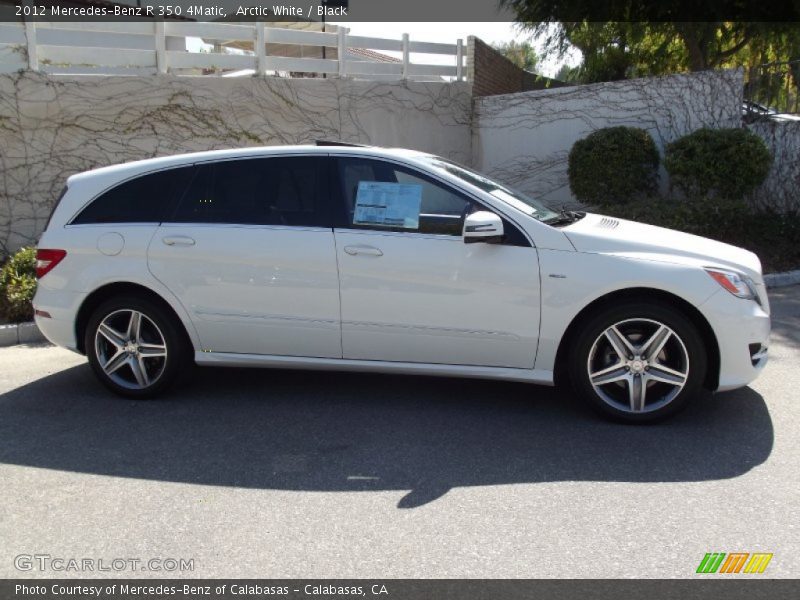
568 301 707 423
85 296 189 399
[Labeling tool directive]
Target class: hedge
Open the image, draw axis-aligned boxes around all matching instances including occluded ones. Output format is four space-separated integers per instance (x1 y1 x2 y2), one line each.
568 126 660 205
664 128 772 200
0 247 37 323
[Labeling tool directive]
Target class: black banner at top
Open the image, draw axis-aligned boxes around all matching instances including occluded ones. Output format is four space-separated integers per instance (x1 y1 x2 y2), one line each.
2 0 800 22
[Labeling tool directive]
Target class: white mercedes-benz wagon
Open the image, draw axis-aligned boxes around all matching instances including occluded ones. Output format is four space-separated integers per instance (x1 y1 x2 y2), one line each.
33 143 770 422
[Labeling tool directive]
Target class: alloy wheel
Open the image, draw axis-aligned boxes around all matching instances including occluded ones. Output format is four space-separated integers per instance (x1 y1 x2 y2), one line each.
586 318 690 414
94 309 168 390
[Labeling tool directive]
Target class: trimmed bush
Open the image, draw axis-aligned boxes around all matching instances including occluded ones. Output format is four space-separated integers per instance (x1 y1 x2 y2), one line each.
664 128 772 200
568 126 660 205
0 247 37 323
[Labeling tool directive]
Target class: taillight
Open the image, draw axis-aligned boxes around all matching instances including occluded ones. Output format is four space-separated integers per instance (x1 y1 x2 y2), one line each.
35 249 67 279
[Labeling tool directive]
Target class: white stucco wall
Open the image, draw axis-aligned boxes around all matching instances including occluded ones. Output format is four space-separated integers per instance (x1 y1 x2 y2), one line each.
747 119 800 213
473 69 745 208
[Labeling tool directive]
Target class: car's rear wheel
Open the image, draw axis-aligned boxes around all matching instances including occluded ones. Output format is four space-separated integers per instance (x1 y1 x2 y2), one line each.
85 296 188 398
568 301 707 423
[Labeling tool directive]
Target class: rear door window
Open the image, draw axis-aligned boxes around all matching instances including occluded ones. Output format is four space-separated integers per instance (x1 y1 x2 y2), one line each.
169 156 329 227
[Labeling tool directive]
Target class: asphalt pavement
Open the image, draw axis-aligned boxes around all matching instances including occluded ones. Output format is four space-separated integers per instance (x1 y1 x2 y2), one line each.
0 287 798 578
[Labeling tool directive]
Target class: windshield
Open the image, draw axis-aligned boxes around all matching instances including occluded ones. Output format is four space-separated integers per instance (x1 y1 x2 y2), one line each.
418 156 560 222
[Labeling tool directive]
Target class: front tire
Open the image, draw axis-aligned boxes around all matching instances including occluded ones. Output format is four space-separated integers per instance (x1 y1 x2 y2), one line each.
568 301 707 423
85 296 188 398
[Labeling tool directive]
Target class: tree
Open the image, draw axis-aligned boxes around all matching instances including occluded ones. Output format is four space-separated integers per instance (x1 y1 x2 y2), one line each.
554 22 684 82
491 40 539 71
554 63 580 82
499 1 800 82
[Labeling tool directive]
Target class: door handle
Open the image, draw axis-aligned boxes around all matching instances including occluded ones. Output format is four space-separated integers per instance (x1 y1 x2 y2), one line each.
162 236 196 247
344 244 383 257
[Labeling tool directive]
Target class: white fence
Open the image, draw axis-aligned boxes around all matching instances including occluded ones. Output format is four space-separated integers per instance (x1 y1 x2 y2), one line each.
0 20 464 81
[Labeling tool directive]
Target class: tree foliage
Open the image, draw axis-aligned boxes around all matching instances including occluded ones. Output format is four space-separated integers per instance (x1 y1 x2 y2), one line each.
500 1 800 82
0 247 37 323
554 63 581 82
491 40 539 71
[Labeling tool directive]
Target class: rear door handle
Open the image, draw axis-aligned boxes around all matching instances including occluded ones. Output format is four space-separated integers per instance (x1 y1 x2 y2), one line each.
344 244 383 257
162 236 196 247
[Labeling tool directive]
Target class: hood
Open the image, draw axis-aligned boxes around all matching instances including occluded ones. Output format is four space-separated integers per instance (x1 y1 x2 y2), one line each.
563 213 763 279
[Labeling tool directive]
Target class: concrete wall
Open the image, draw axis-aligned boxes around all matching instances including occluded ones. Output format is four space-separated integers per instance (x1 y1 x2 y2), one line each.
747 119 800 214
0 72 472 253
473 69 744 208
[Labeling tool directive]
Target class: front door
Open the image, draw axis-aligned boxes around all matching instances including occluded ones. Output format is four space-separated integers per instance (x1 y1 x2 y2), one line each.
332 157 541 368
148 155 342 358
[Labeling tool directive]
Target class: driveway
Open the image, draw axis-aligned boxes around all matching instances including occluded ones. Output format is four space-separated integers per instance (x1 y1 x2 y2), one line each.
0 287 798 578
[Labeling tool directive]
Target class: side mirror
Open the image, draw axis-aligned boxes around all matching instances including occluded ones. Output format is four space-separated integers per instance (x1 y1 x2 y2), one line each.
463 211 504 244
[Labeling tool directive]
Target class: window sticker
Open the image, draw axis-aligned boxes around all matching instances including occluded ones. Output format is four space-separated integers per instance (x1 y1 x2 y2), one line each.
353 182 423 229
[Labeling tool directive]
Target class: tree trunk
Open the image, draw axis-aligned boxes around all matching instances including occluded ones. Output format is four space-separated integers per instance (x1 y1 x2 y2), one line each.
675 23 708 71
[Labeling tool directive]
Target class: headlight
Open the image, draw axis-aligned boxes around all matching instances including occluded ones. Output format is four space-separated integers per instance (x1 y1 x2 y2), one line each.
705 268 758 300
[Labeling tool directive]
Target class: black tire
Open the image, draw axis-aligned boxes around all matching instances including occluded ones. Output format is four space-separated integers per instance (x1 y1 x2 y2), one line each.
568 301 707 423
85 295 189 399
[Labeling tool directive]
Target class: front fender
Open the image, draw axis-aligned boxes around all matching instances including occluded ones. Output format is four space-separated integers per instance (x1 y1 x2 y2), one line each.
534 250 720 372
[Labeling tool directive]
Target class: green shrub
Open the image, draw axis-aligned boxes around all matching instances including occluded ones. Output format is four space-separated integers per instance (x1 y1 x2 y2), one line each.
0 247 37 323
568 126 660 205
664 128 772 200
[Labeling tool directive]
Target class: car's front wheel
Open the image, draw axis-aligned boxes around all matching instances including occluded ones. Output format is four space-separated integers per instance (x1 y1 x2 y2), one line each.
568 301 707 423
85 296 188 398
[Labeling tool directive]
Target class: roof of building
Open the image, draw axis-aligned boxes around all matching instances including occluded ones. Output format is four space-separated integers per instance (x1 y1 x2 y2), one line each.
348 47 401 63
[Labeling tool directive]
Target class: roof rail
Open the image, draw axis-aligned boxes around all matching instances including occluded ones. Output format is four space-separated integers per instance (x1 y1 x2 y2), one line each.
315 140 370 147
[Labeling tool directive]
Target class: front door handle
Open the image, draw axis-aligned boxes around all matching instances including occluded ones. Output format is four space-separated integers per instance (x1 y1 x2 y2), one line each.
162 236 196 247
344 244 383 257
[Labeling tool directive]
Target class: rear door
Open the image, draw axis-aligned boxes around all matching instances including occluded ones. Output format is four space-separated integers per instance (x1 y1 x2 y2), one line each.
147 155 342 358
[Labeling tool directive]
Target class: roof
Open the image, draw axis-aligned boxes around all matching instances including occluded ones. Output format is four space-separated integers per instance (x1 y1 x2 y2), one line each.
348 48 401 63
67 145 429 185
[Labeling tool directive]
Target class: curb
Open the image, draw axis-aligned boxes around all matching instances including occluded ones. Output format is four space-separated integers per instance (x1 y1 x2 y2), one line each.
764 269 800 289
0 321 47 348
1 272 798 349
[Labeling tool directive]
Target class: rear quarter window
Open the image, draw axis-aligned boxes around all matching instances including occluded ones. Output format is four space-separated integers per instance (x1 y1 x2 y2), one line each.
71 167 194 225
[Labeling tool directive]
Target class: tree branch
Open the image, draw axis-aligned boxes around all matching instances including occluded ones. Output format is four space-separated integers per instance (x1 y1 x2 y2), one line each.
712 33 753 66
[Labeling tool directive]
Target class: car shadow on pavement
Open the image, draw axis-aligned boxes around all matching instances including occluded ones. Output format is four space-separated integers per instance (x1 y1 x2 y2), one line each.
0 364 774 508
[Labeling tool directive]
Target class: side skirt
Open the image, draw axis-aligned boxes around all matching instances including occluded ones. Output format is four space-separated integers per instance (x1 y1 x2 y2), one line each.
194 352 555 385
